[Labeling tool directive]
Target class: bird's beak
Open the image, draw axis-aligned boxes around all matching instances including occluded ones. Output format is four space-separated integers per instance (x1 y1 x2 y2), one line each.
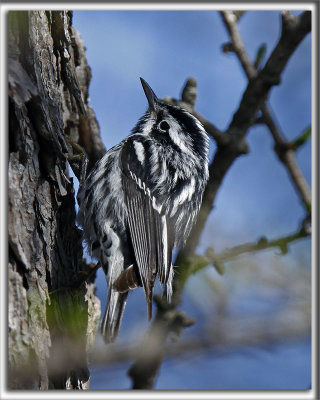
140 77 159 112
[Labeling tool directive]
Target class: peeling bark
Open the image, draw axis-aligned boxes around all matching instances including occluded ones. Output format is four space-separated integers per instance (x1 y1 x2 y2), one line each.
8 10 101 389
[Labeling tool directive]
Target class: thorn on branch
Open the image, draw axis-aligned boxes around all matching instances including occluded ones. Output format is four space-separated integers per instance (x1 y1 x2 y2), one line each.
222 42 235 54
277 242 288 256
168 311 196 342
162 82 226 146
257 236 268 246
232 10 246 22
206 247 225 275
181 77 197 108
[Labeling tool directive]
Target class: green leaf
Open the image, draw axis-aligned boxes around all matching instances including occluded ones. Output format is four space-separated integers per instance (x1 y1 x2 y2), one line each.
254 43 267 69
292 126 311 150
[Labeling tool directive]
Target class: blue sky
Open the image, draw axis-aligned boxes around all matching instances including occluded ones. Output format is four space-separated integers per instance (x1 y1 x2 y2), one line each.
72 9 311 390
73 10 311 243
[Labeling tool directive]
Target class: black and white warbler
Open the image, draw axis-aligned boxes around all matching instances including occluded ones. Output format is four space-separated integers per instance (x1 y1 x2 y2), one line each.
77 78 209 343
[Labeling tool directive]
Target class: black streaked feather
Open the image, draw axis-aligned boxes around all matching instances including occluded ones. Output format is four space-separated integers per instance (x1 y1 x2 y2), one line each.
100 290 127 344
76 78 209 343
120 140 174 320
122 172 156 320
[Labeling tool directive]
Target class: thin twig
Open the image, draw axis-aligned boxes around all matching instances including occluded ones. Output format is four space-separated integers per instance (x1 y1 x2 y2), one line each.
262 105 311 210
185 226 311 279
128 11 311 389
221 11 257 79
220 10 311 212
163 77 227 146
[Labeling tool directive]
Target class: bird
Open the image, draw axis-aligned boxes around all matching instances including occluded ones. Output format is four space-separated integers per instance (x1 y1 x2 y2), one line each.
77 78 209 343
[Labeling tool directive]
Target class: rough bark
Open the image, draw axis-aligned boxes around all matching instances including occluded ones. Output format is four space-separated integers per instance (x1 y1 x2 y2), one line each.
8 10 101 389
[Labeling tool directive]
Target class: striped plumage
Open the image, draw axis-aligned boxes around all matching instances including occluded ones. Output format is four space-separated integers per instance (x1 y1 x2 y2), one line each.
77 78 209 343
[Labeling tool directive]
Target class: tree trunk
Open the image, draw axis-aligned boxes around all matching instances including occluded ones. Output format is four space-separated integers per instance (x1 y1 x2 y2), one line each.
8 10 102 389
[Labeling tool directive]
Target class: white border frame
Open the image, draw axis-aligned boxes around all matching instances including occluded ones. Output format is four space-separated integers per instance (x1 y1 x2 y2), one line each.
0 2 316 11
1 2 317 400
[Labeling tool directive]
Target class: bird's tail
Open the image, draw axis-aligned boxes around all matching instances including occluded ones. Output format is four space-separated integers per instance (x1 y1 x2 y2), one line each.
101 288 128 344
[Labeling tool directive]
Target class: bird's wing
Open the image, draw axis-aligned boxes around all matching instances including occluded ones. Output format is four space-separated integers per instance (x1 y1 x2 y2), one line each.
120 139 174 319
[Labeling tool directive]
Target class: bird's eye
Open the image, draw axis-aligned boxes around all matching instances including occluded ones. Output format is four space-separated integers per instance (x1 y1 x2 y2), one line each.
159 120 170 131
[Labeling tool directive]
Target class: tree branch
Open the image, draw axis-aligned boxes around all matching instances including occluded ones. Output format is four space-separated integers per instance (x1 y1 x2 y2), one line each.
182 9 311 265
89 278 310 369
184 225 311 281
228 12 311 136
128 11 311 389
220 10 311 212
221 11 257 79
262 106 311 211
163 77 227 146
